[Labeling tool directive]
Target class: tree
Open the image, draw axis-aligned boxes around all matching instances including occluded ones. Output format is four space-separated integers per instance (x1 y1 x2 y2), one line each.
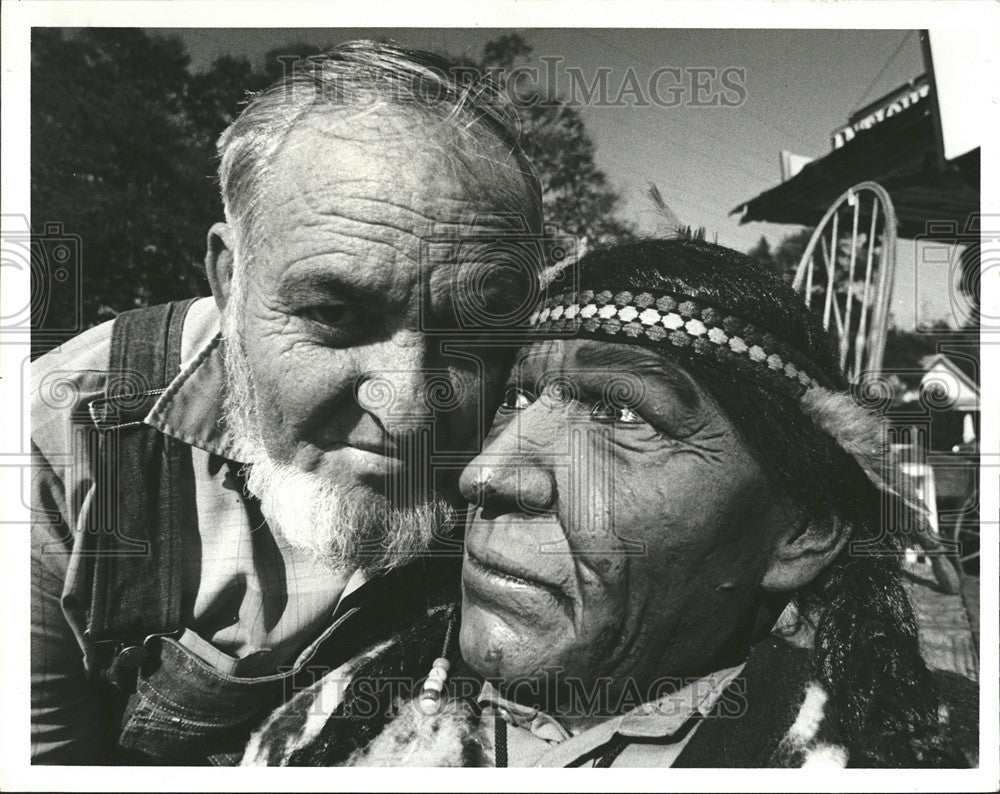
749 228 814 283
31 29 217 355
472 35 636 249
746 236 772 267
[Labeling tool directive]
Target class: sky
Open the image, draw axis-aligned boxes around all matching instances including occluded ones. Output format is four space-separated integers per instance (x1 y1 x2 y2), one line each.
162 27 960 329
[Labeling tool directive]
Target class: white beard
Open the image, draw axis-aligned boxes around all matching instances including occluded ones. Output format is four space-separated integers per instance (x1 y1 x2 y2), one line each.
219 281 454 573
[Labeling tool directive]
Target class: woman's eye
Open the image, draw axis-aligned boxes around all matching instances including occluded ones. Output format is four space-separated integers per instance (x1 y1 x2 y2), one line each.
301 305 356 327
501 386 533 411
590 403 643 424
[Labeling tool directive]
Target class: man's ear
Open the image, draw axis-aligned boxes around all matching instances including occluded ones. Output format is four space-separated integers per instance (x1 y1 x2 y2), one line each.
205 222 235 315
760 511 850 592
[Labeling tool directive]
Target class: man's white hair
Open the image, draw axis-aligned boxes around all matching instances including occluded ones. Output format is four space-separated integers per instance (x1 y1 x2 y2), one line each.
216 38 543 275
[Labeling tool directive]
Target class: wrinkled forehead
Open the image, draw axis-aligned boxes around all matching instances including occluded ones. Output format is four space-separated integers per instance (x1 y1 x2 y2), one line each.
263 106 539 235
242 107 543 324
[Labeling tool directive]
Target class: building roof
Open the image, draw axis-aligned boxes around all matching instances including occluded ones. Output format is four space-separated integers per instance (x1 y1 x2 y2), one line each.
731 85 979 241
921 352 979 394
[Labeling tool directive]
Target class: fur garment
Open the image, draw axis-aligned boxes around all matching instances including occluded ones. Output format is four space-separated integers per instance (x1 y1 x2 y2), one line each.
344 698 493 767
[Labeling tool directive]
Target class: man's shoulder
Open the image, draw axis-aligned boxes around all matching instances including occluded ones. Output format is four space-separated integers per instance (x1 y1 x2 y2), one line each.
31 315 117 464
674 635 815 768
31 298 219 391
33 315 116 379
679 634 980 768
31 298 218 458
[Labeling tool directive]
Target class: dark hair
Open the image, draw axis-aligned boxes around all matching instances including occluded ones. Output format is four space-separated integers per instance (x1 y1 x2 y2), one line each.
571 237 965 766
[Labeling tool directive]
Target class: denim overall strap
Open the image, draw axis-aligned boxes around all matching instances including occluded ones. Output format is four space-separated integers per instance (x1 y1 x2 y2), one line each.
83 299 197 675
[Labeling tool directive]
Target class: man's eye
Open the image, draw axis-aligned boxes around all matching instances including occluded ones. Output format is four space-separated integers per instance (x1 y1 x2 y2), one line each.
301 305 356 327
590 403 643 424
500 386 533 411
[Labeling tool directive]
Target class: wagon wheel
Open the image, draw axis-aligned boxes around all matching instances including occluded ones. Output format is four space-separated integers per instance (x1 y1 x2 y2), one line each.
792 181 898 384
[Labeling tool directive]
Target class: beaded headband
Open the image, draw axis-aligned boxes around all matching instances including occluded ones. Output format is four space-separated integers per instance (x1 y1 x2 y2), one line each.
528 288 828 397
528 288 893 496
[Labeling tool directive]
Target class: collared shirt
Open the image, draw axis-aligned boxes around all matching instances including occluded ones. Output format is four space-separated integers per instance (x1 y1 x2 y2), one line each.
30 298 362 761
476 664 745 767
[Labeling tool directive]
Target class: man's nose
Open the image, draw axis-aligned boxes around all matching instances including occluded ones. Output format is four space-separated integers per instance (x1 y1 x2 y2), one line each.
355 336 440 434
459 412 557 517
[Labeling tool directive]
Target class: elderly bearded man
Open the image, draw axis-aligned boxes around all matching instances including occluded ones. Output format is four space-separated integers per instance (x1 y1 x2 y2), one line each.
245 238 977 768
30 41 544 764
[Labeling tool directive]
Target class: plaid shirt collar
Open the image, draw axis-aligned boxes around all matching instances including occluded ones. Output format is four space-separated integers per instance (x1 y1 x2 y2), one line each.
143 298 255 464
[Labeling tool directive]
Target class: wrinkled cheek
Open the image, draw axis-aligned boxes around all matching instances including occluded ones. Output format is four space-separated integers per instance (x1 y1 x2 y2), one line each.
555 531 636 669
562 443 640 557
250 366 306 457
567 505 619 557
248 342 350 458
574 558 632 636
